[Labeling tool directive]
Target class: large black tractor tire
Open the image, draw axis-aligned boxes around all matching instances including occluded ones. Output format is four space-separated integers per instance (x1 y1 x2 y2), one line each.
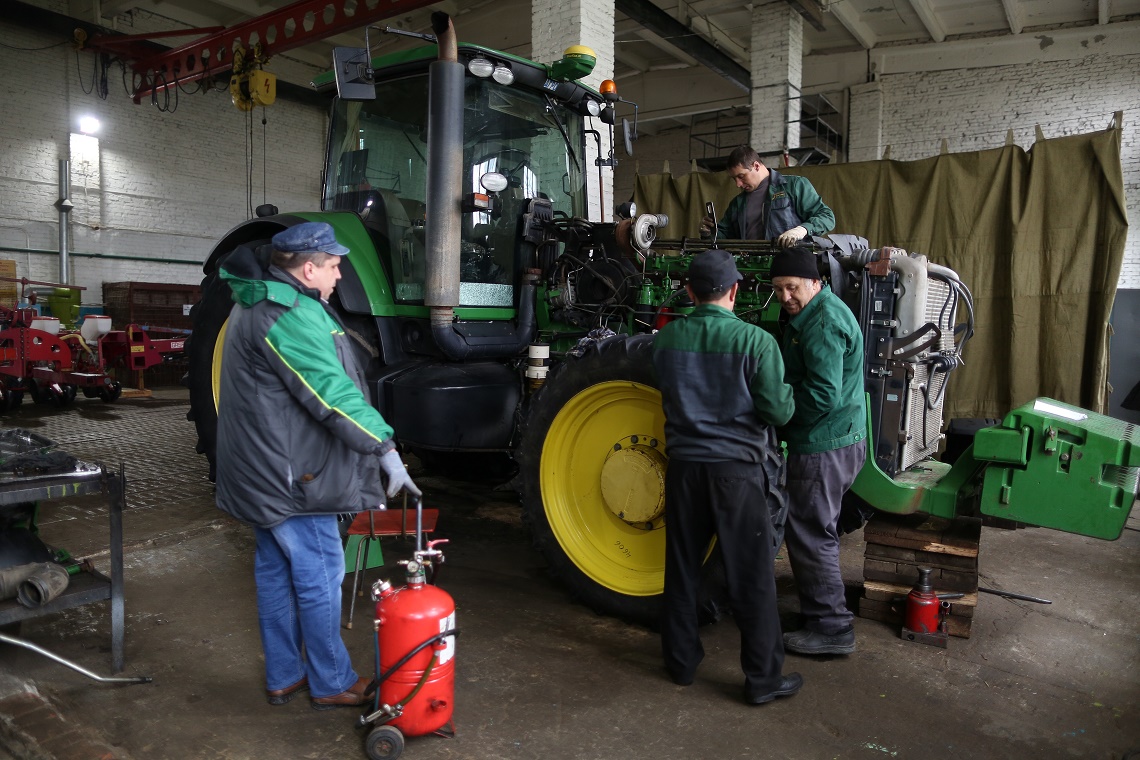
517 334 724 627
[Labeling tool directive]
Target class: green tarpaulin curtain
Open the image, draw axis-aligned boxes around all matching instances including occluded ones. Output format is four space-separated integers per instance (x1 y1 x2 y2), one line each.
634 127 1128 418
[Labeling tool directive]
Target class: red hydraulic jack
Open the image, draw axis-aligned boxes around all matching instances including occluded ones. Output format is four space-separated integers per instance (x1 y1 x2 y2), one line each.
901 567 950 648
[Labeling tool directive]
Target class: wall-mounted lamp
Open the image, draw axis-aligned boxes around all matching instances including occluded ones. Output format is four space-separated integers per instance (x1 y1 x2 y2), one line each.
78 116 101 135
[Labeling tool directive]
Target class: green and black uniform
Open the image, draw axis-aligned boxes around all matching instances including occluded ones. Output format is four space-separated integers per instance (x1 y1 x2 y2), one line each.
778 285 866 635
215 244 395 529
652 304 794 697
716 169 835 241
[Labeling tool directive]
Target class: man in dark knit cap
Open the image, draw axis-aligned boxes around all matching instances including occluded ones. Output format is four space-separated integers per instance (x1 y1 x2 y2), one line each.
652 249 802 705
770 249 867 656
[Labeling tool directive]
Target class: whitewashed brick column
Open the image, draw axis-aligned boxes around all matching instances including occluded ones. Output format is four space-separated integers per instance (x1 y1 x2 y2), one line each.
532 0 614 220
848 81 884 163
750 2 803 164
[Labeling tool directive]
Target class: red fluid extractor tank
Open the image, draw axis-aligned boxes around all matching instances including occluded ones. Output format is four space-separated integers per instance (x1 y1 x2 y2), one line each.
359 509 457 760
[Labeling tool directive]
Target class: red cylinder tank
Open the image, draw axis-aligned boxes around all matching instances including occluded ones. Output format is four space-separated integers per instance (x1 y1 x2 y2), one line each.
375 569 456 737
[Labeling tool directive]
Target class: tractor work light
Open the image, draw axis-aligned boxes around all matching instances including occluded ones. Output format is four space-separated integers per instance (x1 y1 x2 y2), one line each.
579 97 601 117
468 57 494 78
491 64 515 85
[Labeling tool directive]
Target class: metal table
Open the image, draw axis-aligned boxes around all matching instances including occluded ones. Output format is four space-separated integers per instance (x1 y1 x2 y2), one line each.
0 462 127 673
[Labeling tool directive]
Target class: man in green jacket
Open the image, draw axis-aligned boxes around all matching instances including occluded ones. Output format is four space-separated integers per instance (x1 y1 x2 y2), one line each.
770 249 867 655
653 249 802 705
216 222 420 709
700 145 834 247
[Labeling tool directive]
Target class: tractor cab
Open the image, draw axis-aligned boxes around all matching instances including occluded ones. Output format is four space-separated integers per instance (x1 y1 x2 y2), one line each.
322 43 596 311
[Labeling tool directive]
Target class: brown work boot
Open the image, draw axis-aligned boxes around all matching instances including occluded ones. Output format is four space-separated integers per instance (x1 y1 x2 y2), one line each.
311 676 371 711
266 675 309 705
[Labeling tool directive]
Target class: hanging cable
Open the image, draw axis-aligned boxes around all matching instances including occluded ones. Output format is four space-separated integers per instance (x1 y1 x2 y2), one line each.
246 107 255 219
262 108 268 207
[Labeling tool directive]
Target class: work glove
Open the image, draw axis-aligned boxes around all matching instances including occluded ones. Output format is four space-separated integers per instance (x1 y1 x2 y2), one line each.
777 225 808 248
379 448 422 500
698 214 714 238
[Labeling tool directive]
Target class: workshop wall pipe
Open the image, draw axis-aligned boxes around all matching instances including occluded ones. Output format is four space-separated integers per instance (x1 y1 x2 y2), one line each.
0 246 202 267
56 159 72 285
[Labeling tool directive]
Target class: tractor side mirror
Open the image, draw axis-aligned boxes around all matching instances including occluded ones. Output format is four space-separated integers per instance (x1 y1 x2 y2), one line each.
332 47 376 101
622 118 635 157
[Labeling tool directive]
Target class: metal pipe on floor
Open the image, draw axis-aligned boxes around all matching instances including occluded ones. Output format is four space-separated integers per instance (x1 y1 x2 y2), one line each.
0 631 152 684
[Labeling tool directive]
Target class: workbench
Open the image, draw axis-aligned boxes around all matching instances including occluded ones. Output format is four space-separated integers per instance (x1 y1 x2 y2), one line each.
0 458 127 673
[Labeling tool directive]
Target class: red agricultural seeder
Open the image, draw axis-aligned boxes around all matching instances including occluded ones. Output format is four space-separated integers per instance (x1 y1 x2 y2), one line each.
0 303 186 412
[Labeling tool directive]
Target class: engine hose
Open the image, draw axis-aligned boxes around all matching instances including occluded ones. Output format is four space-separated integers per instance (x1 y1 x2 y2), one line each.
652 287 689 326
397 653 438 708
60 332 97 360
365 629 460 697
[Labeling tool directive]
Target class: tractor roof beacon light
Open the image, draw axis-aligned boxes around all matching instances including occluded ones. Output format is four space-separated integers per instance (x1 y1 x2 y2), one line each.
550 45 596 82
599 79 619 102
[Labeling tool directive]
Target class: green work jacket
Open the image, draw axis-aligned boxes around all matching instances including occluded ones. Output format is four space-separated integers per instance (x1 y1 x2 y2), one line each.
779 286 866 455
716 169 835 241
653 304 794 463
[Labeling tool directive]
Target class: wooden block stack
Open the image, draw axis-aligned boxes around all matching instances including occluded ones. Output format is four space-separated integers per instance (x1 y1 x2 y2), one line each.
859 513 981 638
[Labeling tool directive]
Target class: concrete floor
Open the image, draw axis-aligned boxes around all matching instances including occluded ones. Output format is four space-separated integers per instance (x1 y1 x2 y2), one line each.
1 389 1138 760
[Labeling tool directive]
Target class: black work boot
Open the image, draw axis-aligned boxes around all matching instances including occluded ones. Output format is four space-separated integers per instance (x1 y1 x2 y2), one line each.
783 626 856 655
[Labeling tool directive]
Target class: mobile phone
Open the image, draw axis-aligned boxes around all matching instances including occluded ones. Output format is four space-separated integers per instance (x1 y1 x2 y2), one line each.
705 201 718 244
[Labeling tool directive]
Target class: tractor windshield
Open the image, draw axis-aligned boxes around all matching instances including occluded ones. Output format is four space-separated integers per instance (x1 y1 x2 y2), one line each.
324 73 587 307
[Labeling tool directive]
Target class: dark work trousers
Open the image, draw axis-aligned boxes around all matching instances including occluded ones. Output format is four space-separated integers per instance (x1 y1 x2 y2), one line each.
661 459 783 695
784 440 867 634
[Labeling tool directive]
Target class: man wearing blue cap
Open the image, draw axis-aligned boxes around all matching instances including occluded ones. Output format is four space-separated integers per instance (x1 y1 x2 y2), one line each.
652 249 802 705
215 221 420 710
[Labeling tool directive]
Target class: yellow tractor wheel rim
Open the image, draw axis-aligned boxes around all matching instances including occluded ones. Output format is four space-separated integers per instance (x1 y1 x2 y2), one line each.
540 380 668 597
211 318 229 414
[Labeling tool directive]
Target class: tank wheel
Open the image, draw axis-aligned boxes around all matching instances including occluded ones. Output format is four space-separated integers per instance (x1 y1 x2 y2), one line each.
516 334 723 626
364 725 405 760
59 384 77 406
98 382 122 403
4 390 23 412
27 379 51 405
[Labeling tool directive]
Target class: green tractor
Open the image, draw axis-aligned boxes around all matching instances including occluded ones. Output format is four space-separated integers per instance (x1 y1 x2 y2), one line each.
187 14 1139 626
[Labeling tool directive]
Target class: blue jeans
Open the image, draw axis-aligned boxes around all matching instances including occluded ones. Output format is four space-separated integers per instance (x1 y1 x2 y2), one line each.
254 514 359 699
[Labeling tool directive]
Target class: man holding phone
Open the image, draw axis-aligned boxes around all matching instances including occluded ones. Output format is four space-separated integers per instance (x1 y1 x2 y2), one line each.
701 145 834 247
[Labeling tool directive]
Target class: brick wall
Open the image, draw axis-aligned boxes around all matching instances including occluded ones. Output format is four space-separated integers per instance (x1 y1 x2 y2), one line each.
856 52 1140 289
0 18 328 303
532 0 614 220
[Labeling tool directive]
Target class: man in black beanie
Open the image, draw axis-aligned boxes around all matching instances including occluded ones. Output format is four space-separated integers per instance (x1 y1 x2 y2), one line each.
652 249 802 705
770 249 867 655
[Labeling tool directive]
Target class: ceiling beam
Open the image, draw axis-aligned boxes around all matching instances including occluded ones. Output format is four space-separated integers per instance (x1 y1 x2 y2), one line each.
907 0 947 42
6 0 327 107
1099 0 1110 24
615 45 652 73
783 0 827 32
686 14 748 64
615 0 750 92
826 0 877 49
1000 0 1025 34
85 0 448 103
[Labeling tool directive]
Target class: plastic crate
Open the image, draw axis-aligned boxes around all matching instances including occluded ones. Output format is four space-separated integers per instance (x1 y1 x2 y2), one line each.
101 282 200 332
